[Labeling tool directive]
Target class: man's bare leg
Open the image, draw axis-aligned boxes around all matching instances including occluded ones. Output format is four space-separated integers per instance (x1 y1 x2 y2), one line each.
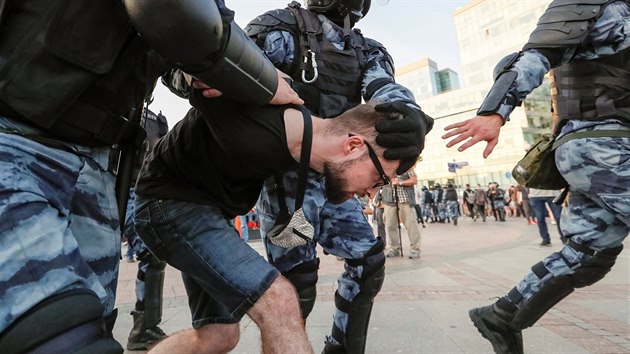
147 322 240 354
248 276 314 354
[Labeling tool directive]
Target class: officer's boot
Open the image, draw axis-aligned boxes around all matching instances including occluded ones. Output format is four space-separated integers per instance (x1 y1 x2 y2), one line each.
468 299 523 354
126 310 166 350
322 340 346 354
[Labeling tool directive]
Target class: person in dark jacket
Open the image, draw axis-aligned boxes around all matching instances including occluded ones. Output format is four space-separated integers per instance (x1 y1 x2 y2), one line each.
444 183 459 225
0 1 302 352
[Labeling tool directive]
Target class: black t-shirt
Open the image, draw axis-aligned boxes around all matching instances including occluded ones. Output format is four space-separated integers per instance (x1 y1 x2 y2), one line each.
136 92 298 217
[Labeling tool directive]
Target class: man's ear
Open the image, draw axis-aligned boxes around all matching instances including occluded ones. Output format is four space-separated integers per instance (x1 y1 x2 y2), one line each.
345 135 364 155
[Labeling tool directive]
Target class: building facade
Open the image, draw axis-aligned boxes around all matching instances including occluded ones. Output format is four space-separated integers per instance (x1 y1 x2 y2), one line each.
402 0 553 188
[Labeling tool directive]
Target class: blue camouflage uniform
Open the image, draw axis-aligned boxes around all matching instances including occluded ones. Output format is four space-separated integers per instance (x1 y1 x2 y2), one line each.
469 1 630 352
0 117 120 332
246 3 422 352
0 0 281 352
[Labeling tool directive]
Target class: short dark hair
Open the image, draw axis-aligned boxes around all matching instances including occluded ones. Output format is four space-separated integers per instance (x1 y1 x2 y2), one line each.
328 103 388 154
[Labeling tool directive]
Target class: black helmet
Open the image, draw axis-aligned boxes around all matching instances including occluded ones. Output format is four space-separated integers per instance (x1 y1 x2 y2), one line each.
306 0 371 24
447 183 453 188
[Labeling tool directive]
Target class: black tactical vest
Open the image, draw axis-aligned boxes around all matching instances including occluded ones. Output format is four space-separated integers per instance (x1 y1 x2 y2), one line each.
551 47 630 128
0 0 167 146
287 3 368 118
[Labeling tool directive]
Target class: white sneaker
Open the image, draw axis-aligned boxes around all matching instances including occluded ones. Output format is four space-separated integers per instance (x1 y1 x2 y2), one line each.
408 250 421 259
386 249 401 258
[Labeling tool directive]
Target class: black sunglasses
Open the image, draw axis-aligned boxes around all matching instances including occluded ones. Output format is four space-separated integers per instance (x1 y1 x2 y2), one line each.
349 134 390 188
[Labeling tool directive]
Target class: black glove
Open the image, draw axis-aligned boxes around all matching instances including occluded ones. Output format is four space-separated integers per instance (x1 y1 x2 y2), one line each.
374 101 434 174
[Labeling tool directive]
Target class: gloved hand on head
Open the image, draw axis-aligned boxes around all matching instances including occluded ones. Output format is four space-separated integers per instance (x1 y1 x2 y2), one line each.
374 101 433 174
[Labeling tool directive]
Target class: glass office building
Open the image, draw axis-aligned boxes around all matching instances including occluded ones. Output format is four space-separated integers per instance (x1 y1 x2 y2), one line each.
401 0 553 188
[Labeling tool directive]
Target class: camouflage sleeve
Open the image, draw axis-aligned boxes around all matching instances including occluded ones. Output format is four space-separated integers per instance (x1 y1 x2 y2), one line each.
262 30 297 73
499 2 630 119
361 38 417 107
494 49 551 119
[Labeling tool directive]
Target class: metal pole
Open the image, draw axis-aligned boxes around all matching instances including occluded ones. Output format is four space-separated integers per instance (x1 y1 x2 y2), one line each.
393 184 403 257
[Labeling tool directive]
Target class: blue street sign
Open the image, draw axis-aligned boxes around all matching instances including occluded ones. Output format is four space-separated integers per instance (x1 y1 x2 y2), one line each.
448 162 468 172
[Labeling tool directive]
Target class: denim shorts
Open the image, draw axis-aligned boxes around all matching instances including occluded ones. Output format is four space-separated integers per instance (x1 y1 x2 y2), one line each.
134 196 279 327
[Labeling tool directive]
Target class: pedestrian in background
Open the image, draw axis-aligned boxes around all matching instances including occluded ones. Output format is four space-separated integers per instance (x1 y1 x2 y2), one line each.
529 188 565 246
382 169 422 259
463 184 476 220
444 183 459 225
473 184 488 222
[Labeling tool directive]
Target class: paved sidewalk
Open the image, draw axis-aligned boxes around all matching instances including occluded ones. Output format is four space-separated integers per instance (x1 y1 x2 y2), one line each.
113 217 630 353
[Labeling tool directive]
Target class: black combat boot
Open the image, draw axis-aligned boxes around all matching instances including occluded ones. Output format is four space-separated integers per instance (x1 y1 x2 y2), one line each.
126 310 167 350
469 302 523 354
321 341 345 354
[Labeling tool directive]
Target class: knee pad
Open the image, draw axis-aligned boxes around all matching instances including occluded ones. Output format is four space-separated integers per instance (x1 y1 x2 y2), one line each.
346 238 385 284
332 266 385 354
143 265 166 328
283 259 320 318
0 289 123 354
508 243 623 330
572 244 623 287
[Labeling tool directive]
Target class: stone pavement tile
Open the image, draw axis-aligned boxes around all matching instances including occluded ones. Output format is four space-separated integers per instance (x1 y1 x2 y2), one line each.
590 320 630 337
385 267 460 287
570 336 630 354
573 299 630 323
523 327 591 354
546 325 592 338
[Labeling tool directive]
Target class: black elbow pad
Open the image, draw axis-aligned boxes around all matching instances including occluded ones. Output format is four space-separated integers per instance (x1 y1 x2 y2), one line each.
125 0 277 105
477 52 522 116
187 22 278 105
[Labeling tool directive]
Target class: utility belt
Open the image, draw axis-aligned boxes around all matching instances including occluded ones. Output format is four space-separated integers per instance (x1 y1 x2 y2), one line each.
1 99 140 148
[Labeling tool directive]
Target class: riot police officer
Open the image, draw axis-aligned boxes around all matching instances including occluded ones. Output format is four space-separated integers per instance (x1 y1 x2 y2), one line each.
444 0 630 352
246 1 433 352
0 1 301 352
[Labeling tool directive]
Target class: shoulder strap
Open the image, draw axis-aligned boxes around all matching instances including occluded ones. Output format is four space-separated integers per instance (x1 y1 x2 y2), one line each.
273 106 312 212
552 129 630 149
295 106 312 209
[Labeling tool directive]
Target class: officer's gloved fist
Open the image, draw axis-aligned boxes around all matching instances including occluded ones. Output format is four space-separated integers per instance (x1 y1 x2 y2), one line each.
374 101 434 174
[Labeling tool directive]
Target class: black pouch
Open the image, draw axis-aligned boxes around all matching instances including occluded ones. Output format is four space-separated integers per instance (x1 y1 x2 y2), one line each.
512 133 568 190
512 129 630 190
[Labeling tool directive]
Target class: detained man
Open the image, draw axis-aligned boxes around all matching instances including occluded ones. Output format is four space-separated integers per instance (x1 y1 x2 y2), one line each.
133 86 414 353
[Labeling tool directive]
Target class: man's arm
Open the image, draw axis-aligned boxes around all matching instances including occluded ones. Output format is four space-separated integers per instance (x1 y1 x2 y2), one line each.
442 1 630 157
441 50 552 157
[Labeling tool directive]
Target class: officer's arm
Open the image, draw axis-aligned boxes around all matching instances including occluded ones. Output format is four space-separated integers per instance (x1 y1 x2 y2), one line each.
123 0 279 105
260 31 296 73
361 40 433 174
476 49 552 122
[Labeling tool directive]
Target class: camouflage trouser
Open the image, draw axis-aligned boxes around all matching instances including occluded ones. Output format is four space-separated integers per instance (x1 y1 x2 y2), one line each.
512 122 630 304
256 169 382 341
446 200 459 221
0 117 119 333
422 202 433 220
437 202 447 220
